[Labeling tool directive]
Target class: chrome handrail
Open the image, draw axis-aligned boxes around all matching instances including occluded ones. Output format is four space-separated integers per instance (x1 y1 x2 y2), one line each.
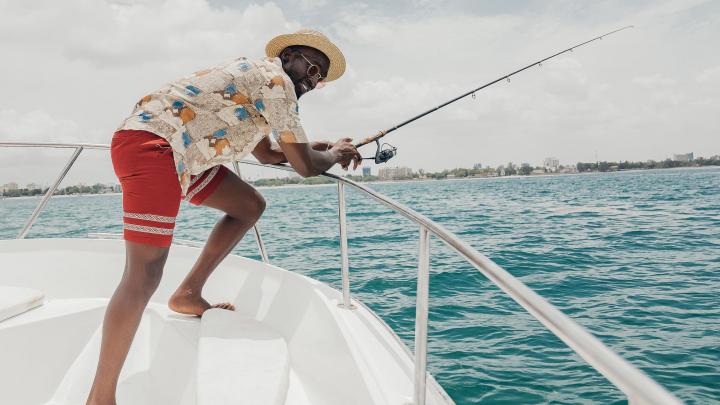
18 146 83 238
414 226 431 404
232 161 269 264
0 141 682 404
336 182 354 310
0 142 270 262
0 141 109 150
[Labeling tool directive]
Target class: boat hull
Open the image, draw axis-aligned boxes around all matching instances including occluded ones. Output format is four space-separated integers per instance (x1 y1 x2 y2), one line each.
0 238 453 405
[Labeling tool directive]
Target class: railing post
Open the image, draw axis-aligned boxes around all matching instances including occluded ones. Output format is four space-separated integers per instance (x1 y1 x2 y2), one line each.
337 182 354 309
232 161 269 263
17 146 83 239
252 226 270 264
413 226 430 405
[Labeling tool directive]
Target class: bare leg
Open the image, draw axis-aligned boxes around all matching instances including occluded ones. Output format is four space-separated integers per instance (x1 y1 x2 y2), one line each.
86 241 169 405
169 170 265 316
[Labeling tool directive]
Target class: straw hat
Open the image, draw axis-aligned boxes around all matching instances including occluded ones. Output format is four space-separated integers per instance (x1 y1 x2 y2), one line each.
265 29 346 82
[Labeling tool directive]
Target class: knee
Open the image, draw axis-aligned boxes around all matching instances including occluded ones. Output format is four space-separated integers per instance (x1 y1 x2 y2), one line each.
123 250 167 297
233 192 265 224
143 263 164 294
252 193 266 221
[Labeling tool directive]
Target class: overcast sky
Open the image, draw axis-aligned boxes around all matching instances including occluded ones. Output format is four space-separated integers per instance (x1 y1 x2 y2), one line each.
0 0 718 186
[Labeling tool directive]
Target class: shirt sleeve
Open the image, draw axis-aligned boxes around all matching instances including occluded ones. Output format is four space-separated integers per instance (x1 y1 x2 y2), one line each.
253 70 308 144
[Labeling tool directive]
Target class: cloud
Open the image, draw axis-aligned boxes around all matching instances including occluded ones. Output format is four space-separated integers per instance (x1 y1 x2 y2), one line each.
296 0 328 12
633 73 676 87
697 65 720 84
0 110 81 142
0 0 297 69
68 2 294 68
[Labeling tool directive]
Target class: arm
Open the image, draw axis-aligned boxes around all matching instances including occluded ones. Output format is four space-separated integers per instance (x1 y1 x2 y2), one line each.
310 140 334 151
248 65 359 175
279 137 361 177
251 136 288 164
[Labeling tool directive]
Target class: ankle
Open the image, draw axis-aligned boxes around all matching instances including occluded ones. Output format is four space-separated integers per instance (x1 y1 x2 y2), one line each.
86 394 116 405
173 286 202 298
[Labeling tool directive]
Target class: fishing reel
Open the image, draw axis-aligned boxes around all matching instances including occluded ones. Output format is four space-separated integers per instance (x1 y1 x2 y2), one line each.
363 139 397 164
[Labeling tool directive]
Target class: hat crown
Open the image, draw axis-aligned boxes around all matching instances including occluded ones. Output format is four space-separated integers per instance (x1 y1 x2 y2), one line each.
296 29 325 37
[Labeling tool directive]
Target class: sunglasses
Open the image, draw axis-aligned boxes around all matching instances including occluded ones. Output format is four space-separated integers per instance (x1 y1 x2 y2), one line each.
299 53 326 89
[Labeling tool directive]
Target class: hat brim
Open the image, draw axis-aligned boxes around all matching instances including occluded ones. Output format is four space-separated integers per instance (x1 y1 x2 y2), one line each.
265 33 346 82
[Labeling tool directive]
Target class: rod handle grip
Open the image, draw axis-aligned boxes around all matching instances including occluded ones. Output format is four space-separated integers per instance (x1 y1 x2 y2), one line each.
355 130 387 148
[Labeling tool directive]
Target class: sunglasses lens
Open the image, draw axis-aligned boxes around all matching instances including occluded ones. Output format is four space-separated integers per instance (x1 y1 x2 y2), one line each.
307 65 319 77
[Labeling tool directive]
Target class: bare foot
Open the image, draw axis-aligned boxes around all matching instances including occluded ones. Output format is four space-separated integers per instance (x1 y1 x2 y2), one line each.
168 288 235 316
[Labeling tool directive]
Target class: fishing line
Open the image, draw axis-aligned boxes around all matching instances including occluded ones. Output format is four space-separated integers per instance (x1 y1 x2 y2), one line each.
355 25 634 164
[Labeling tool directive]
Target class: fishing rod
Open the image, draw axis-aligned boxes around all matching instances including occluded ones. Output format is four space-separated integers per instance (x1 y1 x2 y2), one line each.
357 25 634 164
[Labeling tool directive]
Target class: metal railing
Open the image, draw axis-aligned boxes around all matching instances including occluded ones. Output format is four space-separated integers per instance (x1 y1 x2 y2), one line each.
0 141 682 404
0 142 269 263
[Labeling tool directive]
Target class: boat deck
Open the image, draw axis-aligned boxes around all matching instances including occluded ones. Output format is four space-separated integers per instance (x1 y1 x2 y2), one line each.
0 238 452 405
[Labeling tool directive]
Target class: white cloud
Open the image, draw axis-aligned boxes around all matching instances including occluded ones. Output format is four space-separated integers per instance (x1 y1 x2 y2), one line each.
633 73 676 87
697 65 720 84
0 110 81 142
296 0 328 12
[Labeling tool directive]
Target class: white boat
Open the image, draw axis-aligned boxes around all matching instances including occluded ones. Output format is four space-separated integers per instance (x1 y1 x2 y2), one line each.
0 141 682 404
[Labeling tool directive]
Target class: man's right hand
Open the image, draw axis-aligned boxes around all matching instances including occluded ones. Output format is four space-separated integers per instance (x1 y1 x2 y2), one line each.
330 138 362 170
278 137 362 177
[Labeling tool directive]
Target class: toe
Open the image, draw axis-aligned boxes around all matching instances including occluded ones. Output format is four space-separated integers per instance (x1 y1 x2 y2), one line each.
209 302 236 311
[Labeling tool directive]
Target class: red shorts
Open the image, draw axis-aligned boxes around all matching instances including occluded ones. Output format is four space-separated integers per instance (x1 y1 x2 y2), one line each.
110 129 229 247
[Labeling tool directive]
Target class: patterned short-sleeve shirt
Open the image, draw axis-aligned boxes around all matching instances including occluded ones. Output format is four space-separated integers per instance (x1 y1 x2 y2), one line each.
118 56 307 197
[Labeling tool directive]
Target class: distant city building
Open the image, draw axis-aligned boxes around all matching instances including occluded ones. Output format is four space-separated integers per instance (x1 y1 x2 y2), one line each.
2 182 18 192
531 168 545 175
26 183 41 190
673 152 693 162
473 163 483 170
362 167 371 177
378 166 412 180
543 157 560 172
113 184 122 193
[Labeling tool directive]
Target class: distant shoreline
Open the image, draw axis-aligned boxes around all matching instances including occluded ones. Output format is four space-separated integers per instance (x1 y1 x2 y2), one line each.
1 165 718 199
0 192 123 201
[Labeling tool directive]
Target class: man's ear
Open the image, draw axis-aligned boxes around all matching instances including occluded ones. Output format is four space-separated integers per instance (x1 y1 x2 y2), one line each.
279 47 293 64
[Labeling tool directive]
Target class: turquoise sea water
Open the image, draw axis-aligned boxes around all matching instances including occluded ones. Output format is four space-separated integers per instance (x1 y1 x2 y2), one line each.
1 167 719 404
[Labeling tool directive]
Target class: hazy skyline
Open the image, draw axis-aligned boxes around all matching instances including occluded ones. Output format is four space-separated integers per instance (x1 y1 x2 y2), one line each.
1 0 718 185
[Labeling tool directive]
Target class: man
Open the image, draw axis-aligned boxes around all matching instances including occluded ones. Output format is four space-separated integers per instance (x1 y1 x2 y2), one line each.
87 29 360 404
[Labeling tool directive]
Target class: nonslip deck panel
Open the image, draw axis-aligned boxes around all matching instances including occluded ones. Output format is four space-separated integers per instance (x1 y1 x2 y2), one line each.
198 309 290 405
0 286 45 322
